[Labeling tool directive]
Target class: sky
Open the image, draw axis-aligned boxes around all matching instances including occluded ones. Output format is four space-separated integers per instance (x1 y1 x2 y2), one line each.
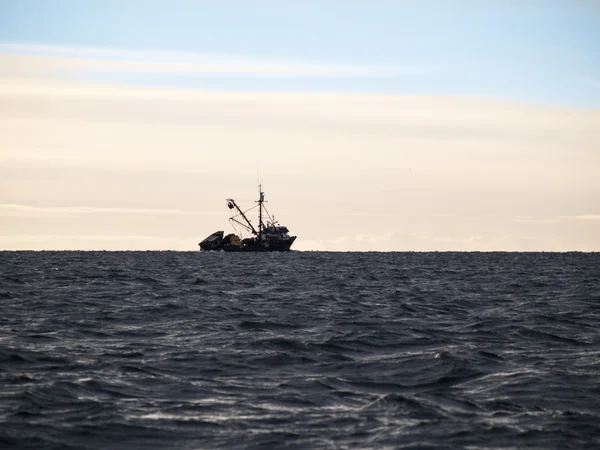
1 0 599 251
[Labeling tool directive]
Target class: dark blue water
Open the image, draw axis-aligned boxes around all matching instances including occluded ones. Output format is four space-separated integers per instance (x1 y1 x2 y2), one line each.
1 251 599 449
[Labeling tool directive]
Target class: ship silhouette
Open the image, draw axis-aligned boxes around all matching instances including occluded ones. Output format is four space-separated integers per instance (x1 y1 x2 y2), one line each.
199 185 296 252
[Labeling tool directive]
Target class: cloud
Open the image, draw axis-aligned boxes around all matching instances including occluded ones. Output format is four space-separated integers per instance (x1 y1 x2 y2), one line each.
295 232 573 252
561 215 600 221
1 72 598 251
0 204 221 218
513 216 560 224
2 230 594 252
0 42 435 78
0 234 197 251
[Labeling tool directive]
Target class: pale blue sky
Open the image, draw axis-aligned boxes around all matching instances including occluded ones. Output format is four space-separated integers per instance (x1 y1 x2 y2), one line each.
2 0 599 106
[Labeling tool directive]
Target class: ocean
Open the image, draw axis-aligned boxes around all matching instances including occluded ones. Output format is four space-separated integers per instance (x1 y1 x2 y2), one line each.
1 251 599 449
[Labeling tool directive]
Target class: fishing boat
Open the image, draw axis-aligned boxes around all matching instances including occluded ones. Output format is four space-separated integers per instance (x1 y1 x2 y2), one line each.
199 185 296 252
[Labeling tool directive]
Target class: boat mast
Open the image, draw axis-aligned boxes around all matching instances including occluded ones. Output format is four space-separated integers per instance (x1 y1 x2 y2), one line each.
257 184 264 238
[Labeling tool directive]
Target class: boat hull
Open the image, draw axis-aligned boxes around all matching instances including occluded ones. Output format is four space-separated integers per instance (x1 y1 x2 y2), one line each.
227 236 296 252
199 232 296 252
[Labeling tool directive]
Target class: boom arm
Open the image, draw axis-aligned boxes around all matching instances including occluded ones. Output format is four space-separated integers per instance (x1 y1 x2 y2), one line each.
226 199 257 235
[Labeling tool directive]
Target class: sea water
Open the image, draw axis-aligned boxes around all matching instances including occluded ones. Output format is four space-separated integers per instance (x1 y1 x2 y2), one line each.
1 251 599 449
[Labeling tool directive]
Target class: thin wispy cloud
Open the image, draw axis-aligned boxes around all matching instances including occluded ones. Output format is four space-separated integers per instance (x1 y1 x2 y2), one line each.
295 231 568 252
561 215 600 221
0 42 437 78
0 234 195 251
0 204 221 218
